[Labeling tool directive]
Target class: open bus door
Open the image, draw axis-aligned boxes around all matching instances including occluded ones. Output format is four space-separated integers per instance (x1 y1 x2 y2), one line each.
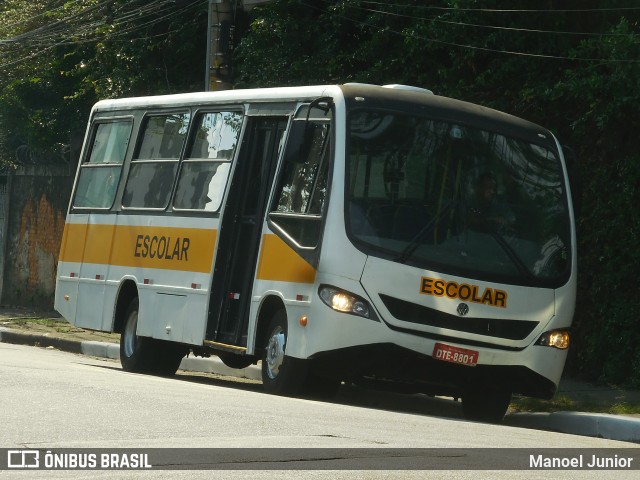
206 117 288 350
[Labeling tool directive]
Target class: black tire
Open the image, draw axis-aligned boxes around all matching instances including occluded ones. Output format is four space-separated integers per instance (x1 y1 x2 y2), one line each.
119 298 155 373
261 309 308 395
150 340 187 376
302 373 342 399
119 298 186 376
461 385 512 423
219 352 255 369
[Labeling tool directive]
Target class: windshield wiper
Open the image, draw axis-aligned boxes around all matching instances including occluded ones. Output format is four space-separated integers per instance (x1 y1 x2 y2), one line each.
394 200 456 264
487 230 535 280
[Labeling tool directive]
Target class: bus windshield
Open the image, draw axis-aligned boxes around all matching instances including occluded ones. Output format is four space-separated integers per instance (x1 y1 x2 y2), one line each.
346 109 571 287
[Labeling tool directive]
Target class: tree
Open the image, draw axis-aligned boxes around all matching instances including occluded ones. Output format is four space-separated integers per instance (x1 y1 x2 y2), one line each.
0 0 208 168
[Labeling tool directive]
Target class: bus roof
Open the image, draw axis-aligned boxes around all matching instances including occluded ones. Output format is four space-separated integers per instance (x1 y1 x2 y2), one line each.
92 83 554 145
91 85 342 112
339 83 554 145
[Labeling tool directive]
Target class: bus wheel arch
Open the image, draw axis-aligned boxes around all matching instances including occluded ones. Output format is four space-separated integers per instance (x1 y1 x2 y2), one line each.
113 279 139 334
255 295 286 356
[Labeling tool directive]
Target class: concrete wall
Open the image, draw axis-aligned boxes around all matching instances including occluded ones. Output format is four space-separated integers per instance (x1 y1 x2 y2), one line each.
0 165 73 309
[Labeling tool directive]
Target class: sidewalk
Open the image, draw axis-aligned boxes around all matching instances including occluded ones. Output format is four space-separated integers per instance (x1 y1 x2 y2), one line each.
1 308 640 443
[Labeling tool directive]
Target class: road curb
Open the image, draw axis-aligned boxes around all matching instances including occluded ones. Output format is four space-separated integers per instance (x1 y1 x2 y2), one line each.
0 327 261 381
0 327 83 354
2 326 639 443
505 411 640 443
80 340 120 360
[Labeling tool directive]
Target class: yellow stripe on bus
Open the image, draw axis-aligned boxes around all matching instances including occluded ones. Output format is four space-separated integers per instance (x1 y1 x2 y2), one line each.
256 234 316 284
59 223 217 273
58 222 88 264
83 224 116 265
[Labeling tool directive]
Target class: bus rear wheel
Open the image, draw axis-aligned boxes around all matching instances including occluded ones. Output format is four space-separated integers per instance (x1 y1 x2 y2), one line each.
261 310 308 396
119 298 186 376
151 340 187 376
120 298 154 373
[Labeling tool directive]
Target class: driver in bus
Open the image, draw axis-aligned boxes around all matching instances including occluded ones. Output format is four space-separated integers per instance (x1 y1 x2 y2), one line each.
467 171 515 233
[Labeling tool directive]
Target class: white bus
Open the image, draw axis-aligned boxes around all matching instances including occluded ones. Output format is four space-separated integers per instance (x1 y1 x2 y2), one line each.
55 84 576 422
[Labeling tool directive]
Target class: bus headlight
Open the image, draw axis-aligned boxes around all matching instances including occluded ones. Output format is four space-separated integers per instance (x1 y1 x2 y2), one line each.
536 330 570 349
319 285 372 319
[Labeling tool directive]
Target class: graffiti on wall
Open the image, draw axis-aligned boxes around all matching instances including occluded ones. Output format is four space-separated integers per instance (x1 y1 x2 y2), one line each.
15 144 70 166
15 194 66 299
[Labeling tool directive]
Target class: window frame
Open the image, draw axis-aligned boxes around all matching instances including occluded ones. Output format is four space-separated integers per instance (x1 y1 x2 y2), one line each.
172 108 244 214
121 111 191 211
267 100 334 264
71 116 133 211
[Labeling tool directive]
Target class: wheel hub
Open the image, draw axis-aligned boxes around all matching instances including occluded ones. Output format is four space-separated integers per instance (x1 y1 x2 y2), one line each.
265 327 285 380
123 311 138 358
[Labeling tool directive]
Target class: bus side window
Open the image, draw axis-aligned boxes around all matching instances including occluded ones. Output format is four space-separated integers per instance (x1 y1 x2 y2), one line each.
269 120 330 248
122 113 189 209
73 121 131 209
174 111 242 211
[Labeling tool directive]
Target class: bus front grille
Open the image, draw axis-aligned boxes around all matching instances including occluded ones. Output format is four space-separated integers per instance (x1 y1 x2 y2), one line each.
379 294 538 341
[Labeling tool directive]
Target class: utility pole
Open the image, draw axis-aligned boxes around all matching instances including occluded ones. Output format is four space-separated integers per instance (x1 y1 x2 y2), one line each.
205 0 273 91
206 0 234 91
0 171 10 304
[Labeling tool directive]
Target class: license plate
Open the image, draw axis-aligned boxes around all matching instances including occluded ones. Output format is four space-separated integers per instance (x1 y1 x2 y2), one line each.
433 343 479 367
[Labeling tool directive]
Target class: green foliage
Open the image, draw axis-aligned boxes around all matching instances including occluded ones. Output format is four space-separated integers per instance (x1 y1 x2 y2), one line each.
0 49 94 165
551 20 640 387
0 0 208 166
510 394 640 415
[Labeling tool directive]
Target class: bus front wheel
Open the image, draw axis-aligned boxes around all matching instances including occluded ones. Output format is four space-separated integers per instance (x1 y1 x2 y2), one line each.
461 384 512 423
261 310 308 396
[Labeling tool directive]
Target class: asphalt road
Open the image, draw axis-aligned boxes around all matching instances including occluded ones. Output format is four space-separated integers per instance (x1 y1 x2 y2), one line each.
1 342 638 479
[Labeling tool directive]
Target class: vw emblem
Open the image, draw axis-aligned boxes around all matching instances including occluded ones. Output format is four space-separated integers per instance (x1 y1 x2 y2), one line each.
457 303 469 316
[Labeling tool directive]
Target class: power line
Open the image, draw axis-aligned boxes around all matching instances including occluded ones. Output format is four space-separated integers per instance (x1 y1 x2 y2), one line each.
0 0 174 46
361 1 640 14
1 0 86 32
302 2 640 63
2 0 115 44
352 4 639 38
0 0 203 70
1 0 185 47
0 38 71 69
